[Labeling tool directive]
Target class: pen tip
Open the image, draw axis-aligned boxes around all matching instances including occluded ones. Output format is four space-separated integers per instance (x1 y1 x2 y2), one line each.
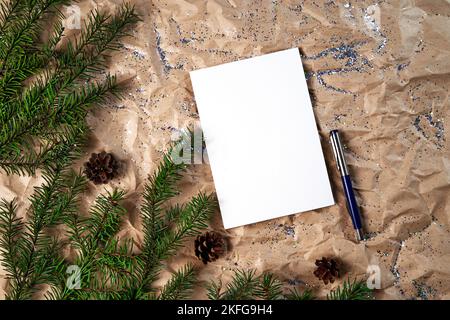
356 228 365 242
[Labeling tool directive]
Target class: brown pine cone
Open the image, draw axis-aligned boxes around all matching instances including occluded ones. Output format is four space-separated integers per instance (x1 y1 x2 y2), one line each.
84 151 120 184
194 231 225 264
313 257 339 284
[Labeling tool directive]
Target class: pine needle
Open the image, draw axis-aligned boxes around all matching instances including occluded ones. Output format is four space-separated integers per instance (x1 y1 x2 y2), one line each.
255 273 283 300
60 189 127 300
221 269 259 300
284 287 315 300
0 1 216 301
159 264 196 300
0 2 139 176
0 199 23 293
54 149 215 300
207 270 286 300
207 279 223 300
0 149 86 299
327 278 374 300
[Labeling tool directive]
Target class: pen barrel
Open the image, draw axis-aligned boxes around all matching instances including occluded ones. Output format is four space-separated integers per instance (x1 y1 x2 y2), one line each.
341 175 362 230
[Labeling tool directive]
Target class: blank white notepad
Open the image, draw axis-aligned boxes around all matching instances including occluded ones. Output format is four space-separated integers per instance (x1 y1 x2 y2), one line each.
190 48 334 229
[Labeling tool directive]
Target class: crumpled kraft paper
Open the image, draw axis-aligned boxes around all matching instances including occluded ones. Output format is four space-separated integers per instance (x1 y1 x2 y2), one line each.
1 0 450 300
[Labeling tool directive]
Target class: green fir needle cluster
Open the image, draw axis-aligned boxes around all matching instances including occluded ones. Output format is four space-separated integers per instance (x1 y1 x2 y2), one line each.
0 0 139 175
207 269 373 301
0 146 217 299
0 141 86 299
207 270 281 300
327 278 374 300
0 0 215 301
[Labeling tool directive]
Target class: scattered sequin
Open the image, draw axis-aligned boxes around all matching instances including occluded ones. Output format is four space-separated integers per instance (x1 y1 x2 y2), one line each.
155 27 174 73
303 42 372 94
363 5 388 53
132 50 145 60
413 112 445 148
413 281 437 300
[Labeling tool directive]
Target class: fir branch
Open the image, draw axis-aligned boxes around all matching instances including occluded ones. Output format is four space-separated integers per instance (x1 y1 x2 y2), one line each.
24 237 65 292
284 288 315 300
57 9 109 68
0 63 118 159
0 130 86 300
0 0 69 72
221 269 259 300
0 2 139 176
0 122 87 176
157 192 216 260
56 75 121 127
95 239 136 290
55 4 139 87
133 152 187 294
41 19 64 59
60 189 127 300
0 0 55 105
83 189 127 246
57 188 137 300
159 264 196 300
0 52 46 103
208 269 315 301
0 73 114 166
141 152 186 241
2 147 214 300
254 273 283 300
127 191 215 299
164 204 184 226
0 199 24 292
0 0 25 37
0 165 86 299
327 279 373 300
11 170 86 299
206 279 223 300
102 150 215 300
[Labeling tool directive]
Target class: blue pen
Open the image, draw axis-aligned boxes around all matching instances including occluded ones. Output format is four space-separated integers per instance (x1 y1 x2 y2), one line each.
330 130 364 242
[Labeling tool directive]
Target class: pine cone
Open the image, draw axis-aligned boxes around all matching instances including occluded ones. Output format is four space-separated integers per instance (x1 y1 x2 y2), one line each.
194 231 225 264
84 151 120 184
313 257 339 284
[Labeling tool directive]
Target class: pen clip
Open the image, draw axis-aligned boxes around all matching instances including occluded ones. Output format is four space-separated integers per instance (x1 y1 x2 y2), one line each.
330 136 341 173
329 130 348 176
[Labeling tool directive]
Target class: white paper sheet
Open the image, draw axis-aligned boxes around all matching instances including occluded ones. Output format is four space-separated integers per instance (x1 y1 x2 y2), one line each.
190 48 334 229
